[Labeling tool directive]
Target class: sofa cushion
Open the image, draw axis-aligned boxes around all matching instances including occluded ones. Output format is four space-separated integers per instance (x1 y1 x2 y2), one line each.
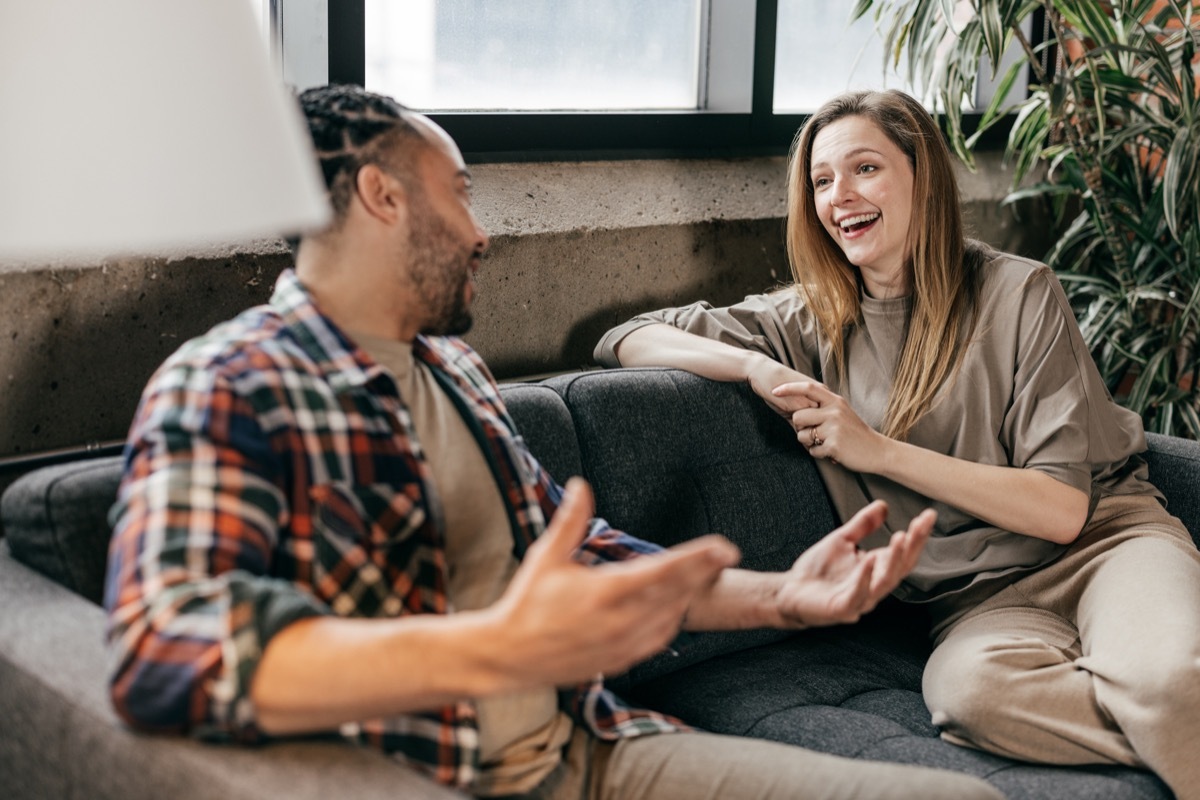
627 600 1171 800
2 455 124 605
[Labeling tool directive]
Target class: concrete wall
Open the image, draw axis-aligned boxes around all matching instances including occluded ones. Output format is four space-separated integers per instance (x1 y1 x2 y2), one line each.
0 152 1052 472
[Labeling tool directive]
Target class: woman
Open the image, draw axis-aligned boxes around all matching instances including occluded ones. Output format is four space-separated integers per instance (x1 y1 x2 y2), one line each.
594 89 1200 798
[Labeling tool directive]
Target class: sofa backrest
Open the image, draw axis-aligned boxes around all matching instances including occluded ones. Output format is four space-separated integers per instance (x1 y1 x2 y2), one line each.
6 369 1200 616
0 380 587 607
547 368 837 570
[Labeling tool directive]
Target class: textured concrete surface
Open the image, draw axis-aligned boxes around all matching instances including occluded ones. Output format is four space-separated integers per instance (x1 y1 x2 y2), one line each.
0 153 1051 468
0 254 288 459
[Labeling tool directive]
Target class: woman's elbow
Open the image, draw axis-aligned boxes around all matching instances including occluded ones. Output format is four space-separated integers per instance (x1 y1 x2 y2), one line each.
1044 490 1090 545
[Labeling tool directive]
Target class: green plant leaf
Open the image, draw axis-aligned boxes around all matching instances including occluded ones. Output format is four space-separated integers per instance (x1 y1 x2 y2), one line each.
1091 65 1151 93
1176 402 1200 440
1001 182 1078 205
1181 32 1196 118
977 0 1007 71
937 0 957 30
975 58 1027 133
1140 33 1182 96
1060 0 1120 54
1164 125 1200 240
850 0 874 22
1163 1 1194 31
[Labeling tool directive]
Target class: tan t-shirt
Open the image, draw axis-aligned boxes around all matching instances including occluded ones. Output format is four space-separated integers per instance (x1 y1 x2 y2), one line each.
595 250 1157 602
355 332 572 796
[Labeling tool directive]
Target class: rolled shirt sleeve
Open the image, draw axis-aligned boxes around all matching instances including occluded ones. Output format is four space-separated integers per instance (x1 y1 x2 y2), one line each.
105 365 326 739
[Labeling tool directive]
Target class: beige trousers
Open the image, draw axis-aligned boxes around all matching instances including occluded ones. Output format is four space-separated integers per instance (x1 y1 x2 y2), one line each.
923 492 1200 800
517 726 1003 800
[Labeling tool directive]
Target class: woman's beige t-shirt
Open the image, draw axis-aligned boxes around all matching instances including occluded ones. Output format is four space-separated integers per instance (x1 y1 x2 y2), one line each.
595 252 1157 602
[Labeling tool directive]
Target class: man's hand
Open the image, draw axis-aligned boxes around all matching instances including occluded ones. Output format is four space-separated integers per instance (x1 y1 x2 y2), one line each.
775 500 933 628
486 478 741 689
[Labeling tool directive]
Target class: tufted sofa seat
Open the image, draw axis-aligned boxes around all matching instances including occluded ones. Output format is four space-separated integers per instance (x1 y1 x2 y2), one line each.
5 367 1196 798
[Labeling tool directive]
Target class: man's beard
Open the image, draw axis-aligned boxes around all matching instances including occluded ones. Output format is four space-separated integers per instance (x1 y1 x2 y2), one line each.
406 202 476 337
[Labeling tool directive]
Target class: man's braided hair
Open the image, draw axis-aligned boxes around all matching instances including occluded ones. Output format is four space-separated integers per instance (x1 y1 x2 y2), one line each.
290 84 427 250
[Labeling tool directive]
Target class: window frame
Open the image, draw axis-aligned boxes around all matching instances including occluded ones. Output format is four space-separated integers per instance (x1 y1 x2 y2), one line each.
321 0 1030 162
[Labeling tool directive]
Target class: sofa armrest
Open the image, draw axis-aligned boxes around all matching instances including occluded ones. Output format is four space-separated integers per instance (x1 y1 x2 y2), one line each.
1145 432 1200 550
0 544 465 800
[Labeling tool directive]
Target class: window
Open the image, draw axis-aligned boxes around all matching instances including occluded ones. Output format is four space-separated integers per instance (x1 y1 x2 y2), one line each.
773 0 910 112
279 0 1028 159
366 1 705 111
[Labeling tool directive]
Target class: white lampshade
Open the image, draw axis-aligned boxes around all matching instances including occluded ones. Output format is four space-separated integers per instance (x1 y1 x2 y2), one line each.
0 0 330 263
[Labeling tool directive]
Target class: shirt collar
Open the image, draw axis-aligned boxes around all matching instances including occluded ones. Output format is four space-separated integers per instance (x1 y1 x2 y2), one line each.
268 269 459 395
269 269 389 394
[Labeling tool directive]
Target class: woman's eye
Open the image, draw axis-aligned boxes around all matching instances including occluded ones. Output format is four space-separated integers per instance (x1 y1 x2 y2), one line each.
859 164 877 174
813 177 830 188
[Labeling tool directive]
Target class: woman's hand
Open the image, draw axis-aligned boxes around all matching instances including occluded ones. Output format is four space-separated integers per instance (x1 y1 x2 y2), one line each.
774 380 888 473
776 382 1089 543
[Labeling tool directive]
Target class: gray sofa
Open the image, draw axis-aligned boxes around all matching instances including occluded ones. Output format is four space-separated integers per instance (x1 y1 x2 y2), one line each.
3 366 1193 799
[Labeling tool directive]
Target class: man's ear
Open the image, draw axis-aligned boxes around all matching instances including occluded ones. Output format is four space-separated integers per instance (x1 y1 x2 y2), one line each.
354 163 408 226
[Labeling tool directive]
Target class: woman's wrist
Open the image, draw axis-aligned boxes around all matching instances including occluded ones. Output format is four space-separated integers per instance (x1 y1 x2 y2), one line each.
742 351 774 385
867 432 896 478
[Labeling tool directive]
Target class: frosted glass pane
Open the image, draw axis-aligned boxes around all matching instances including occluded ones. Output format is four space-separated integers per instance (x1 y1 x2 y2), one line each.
773 1 911 112
366 0 702 111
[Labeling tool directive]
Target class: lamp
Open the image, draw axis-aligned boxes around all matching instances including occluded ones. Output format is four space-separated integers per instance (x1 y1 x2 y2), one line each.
0 0 330 263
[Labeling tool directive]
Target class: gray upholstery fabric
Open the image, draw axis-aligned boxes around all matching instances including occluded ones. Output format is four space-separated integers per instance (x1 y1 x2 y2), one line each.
547 368 839 685
626 605 1169 799
2 454 124 605
1144 431 1200 548
547 368 1172 800
545 368 838 568
1 367 1190 799
501 381 584 486
0 544 464 800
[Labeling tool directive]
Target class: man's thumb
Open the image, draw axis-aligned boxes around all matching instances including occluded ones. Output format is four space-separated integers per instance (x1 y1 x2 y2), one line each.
528 477 594 566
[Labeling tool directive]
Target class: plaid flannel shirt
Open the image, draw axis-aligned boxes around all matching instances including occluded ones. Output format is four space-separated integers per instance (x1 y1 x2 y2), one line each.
105 269 684 790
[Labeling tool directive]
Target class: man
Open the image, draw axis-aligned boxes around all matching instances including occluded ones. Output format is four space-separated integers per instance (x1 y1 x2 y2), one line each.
105 84 1002 800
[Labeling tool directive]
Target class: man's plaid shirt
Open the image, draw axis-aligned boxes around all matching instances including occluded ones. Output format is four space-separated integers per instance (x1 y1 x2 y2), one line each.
105 270 685 790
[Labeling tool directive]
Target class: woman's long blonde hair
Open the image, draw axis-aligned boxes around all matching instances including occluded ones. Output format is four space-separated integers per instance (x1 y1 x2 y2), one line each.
786 89 983 441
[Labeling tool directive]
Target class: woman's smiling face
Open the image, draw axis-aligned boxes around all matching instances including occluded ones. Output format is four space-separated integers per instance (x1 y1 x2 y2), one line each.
809 114 915 298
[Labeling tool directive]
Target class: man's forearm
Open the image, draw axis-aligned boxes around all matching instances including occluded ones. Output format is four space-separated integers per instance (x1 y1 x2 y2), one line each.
681 568 790 632
251 609 520 734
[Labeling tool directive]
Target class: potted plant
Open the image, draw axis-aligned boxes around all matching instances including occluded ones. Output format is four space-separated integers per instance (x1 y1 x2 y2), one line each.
852 0 1200 436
